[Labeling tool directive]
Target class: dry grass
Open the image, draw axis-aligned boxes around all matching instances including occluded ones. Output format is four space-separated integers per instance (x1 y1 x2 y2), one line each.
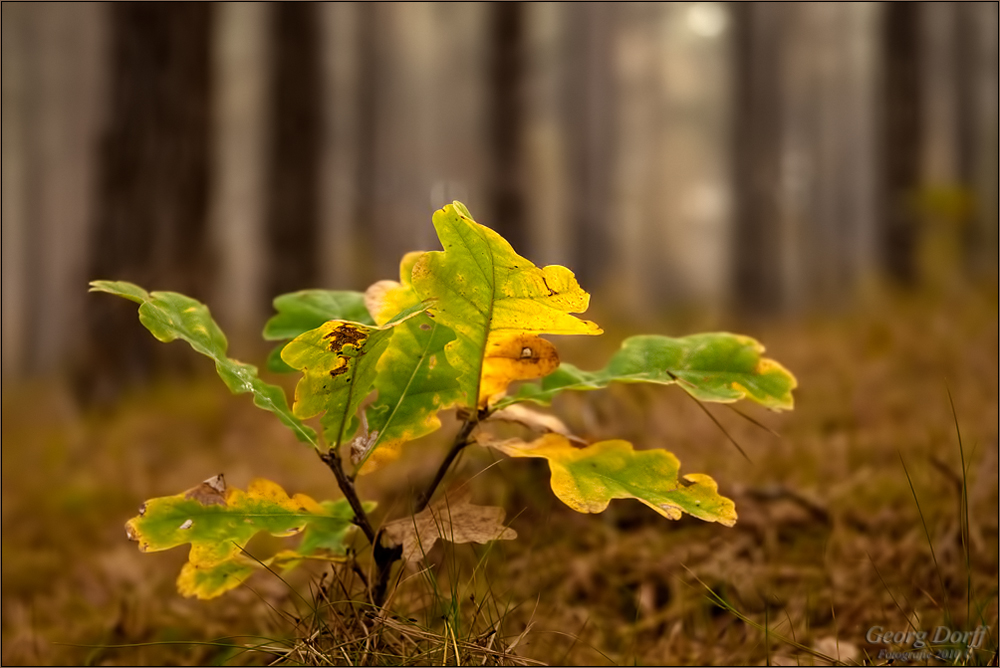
2 285 997 665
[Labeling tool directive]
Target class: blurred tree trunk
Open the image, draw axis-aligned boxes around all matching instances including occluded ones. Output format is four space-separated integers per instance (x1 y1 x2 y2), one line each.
954 2 999 278
879 2 923 285
780 4 880 309
357 4 490 282
352 3 380 286
209 3 271 340
265 3 321 298
522 4 571 270
83 3 212 398
565 2 614 290
487 1 527 251
1 3 30 379
731 3 787 314
318 2 362 290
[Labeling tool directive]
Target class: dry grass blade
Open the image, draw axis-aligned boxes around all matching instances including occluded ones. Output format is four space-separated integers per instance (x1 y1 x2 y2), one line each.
897 451 954 624
682 565 843 666
680 389 753 464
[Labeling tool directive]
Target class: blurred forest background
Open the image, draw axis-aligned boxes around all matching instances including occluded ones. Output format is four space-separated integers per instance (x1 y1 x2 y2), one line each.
3 4 999 665
2 1 997 391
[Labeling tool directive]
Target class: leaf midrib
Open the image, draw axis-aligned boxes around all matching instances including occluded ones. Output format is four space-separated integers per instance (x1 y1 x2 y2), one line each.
362 317 446 466
451 218 498 408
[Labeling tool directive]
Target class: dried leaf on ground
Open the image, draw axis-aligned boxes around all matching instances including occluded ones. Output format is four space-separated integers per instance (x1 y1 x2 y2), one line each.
382 489 518 563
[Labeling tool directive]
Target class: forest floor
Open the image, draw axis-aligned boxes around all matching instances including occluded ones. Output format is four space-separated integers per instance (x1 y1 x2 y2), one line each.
2 284 998 666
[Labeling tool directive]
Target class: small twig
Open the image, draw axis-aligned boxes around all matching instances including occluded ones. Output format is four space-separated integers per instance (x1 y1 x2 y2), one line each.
415 416 480 513
320 449 377 545
743 484 831 525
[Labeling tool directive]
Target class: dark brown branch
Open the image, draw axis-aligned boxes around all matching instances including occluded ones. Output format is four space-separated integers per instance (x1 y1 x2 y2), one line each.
320 447 401 607
320 449 376 545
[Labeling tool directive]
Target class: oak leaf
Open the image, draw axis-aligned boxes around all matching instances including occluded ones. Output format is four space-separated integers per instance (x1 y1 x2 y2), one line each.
382 489 517 563
263 290 374 373
499 333 796 411
125 475 368 599
480 434 737 526
355 251 463 472
410 202 601 409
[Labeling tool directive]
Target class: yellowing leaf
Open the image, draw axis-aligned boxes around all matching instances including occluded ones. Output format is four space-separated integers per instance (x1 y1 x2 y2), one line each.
263 290 375 373
364 251 425 326
479 332 560 406
382 489 517 563
177 558 259 600
500 333 797 411
481 434 737 526
281 318 397 448
354 252 463 473
125 475 366 599
410 202 601 409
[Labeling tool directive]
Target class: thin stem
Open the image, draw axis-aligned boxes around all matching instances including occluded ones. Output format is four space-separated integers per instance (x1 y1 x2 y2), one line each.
321 447 401 607
319 449 376 545
415 416 479 513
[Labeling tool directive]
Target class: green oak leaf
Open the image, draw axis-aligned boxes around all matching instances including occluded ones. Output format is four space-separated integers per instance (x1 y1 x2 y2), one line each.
497 333 796 411
410 202 602 409
125 475 369 599
264 290 374 373
280 305 424 449
89 280 317 447
481 434 737 526
354 252 463 473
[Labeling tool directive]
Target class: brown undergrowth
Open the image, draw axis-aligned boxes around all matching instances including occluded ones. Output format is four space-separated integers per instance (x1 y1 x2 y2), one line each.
2 286 997 665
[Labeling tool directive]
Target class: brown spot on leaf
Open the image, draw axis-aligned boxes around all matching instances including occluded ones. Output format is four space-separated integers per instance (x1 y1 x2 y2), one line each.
184 474 227 507
540 276 556 296
323 323 368 353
